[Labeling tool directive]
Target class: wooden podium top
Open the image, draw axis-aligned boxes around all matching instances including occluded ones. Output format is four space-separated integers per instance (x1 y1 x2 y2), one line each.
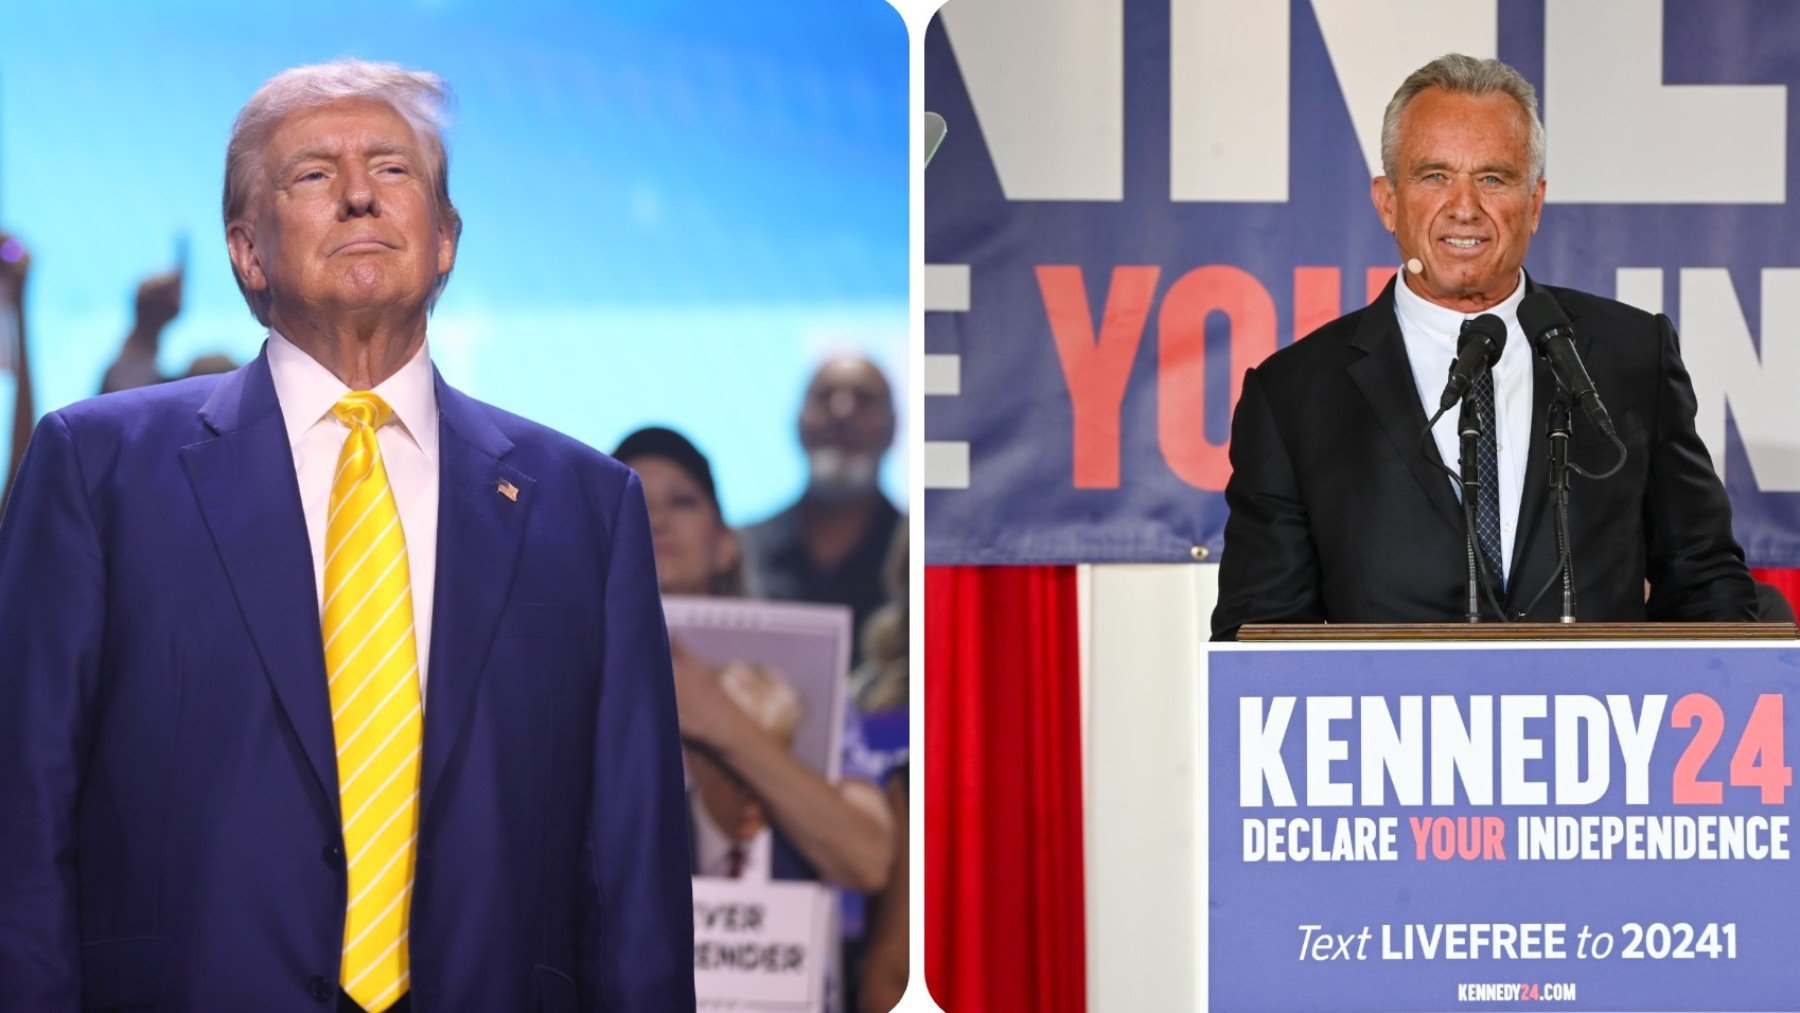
1235 622 1798 642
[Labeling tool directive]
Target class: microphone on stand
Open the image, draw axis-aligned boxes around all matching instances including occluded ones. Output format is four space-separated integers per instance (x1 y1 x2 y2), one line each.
1419 314 1508 623
1438 314 1508 412
1511 291 1632 622
1518 291 1617 441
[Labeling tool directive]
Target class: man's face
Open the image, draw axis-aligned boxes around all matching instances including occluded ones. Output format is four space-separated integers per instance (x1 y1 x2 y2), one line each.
1371 87 1545 313
799 357 894 501
227 98 455 327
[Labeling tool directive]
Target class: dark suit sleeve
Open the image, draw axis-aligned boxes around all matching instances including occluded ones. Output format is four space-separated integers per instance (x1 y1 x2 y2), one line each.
1641 314 1757 621
0 413 103 1005
583 471 696 1010
1212 367 1326 640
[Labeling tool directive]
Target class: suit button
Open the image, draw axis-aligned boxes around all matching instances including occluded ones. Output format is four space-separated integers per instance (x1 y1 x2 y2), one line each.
308 976 331 1001
323 843 344 866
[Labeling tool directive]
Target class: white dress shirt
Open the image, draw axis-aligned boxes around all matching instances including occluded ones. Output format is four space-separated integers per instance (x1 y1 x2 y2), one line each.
266 331 439 698
689 792 774 881
1393 269 1533 581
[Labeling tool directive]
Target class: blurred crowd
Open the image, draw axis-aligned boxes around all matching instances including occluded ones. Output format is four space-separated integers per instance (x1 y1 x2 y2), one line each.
614 353 909 1013
0 231 909 1012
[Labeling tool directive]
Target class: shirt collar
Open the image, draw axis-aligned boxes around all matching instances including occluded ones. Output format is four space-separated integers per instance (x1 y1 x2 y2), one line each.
1392 267 1528 344
266 329 439 461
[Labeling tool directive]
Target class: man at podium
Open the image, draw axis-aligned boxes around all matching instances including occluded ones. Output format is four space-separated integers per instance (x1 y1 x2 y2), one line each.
1212 54 1756 640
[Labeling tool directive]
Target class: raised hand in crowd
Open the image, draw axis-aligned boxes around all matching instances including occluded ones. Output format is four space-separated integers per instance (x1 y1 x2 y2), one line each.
0 232 29 297
101 267 184 394
135 268 184 332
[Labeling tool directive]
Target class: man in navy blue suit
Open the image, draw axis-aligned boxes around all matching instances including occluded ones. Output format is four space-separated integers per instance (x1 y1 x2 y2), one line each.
0 60 694 1010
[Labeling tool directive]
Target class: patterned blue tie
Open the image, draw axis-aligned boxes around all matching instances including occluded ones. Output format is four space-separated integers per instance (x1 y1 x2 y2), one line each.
1470 369 1505 591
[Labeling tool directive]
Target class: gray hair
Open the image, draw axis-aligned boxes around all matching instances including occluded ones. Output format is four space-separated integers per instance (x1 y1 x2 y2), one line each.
222 59 463 324
1380 53 1545 182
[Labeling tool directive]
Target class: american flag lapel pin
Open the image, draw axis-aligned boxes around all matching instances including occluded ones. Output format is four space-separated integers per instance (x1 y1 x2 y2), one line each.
497 478 519 502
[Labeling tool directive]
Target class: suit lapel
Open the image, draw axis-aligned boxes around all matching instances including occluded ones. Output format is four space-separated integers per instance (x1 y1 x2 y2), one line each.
422 375 534 814
181 352 338 804
1346 281 1465 536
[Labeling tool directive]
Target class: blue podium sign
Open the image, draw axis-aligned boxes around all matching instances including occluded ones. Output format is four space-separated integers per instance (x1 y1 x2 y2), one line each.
1208 644 1800 1011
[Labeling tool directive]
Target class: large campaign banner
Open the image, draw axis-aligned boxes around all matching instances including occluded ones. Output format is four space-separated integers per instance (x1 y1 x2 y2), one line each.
925 0 1800 566
1208 644 1800 1010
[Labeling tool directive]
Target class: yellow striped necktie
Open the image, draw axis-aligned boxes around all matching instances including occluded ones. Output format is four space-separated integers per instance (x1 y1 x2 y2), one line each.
323 391 421 1013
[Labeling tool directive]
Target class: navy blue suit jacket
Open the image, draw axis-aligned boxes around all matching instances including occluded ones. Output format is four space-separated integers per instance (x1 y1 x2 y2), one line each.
0 352 696 1011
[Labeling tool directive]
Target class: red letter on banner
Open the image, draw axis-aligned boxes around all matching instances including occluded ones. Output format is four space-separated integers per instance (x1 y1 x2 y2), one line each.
1157 266 1276 491
1039 265 1160 489
1367 265 1397 304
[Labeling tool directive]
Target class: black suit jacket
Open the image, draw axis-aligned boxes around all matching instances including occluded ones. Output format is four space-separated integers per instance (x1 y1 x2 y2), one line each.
1212 277 1756 638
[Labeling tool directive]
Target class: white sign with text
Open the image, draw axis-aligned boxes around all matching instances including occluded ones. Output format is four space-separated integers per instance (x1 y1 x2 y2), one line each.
693 878 833 1010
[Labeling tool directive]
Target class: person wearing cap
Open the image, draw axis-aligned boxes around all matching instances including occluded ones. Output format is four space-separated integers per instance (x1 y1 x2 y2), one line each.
614 425 744 599
614 426 894 893
1212 53 1755 639
0 61 691 1010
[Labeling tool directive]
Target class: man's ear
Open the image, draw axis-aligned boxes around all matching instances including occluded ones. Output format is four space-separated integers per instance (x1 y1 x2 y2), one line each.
225 220 267 293
1371 176 1397 233
437 225 457 279
436 209 459 279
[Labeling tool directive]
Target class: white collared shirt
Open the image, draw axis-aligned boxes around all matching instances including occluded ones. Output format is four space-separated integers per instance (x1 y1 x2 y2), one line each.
689 792 775 881
266 331 440 698
1393 269 1533 581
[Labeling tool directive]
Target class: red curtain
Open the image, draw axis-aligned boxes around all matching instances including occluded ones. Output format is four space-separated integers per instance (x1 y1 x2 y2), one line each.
924 565 1086 1013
